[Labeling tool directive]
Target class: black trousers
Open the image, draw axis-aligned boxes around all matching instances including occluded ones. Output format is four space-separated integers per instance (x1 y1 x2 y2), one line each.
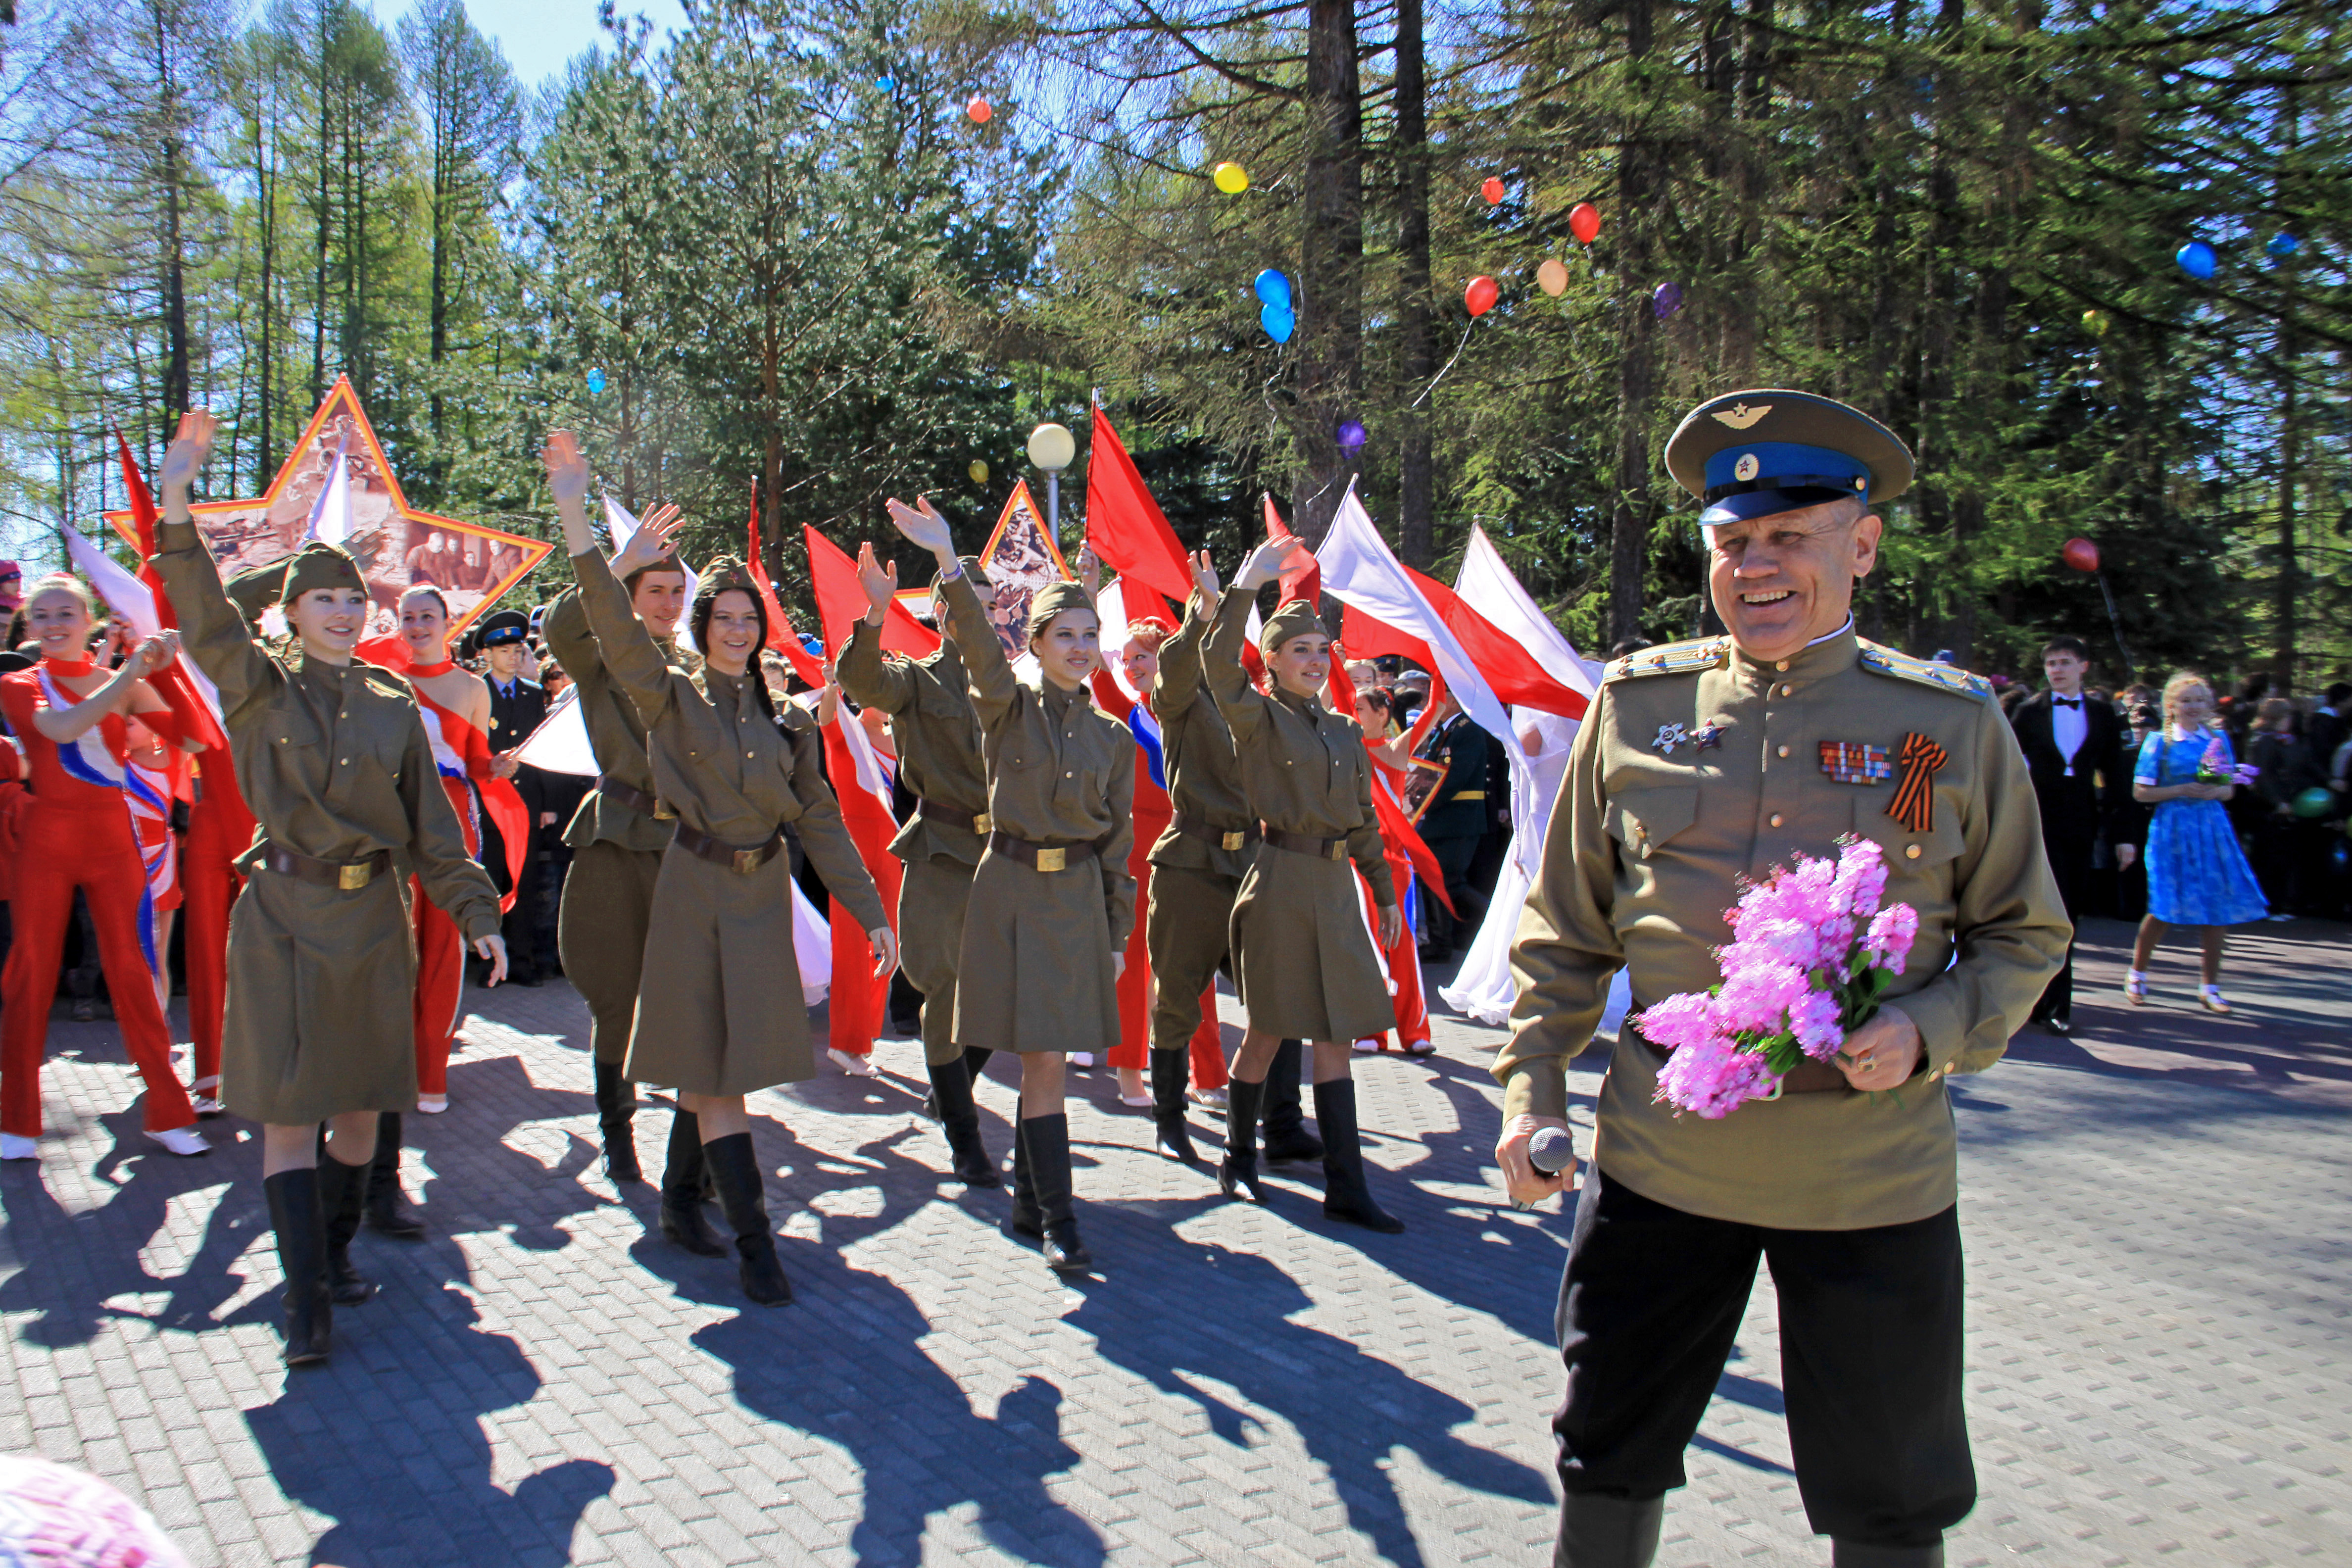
1422 833 1486 954
2032 828 2091 1024
1554 1169 1974 1549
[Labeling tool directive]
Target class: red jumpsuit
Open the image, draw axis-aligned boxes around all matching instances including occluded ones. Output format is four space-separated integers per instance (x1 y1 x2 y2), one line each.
0 668 198 1137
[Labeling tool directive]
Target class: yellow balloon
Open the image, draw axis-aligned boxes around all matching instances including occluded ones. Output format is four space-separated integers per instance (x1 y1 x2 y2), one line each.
969 459 990 485
1537 258 1569 297
1212 161 1249 195
2081 308 2107 337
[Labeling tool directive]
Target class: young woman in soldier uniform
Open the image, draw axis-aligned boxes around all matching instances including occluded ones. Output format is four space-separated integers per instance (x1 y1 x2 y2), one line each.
884 494 1135 1274
546 431 893 1308
1202 537 1407 1232
151 411 508 1367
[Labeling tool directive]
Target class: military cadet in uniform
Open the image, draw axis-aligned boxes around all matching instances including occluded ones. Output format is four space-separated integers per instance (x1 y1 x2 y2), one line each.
478 610 551 985
885 494 1135 1274
1495 392 2068 1568
837 543 1001 1188
541 497 694 1197
152 411 508 1365
1414 691 1502 962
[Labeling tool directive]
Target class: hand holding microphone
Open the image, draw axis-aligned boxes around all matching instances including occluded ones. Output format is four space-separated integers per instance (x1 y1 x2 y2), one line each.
1497 1114 1576 1209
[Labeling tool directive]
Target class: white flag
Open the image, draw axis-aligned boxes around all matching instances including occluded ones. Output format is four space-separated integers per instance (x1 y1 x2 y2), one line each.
306 435 353 543
1456 525 1604 698
510 684 597 776
603 493 699 653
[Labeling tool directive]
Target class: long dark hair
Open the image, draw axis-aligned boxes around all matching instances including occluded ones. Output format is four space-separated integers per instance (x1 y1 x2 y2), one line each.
691 584 781 729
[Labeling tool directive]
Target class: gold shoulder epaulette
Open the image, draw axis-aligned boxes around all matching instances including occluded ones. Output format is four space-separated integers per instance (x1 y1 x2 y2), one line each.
1856 641 1995 702
1603 637 1731 683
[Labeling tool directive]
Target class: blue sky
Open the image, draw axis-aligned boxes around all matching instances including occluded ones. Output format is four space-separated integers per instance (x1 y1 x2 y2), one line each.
384 0 686 91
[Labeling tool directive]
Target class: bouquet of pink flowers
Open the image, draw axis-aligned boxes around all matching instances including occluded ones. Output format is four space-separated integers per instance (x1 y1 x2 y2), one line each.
1633 836 1920 1118
2194 736 2258 787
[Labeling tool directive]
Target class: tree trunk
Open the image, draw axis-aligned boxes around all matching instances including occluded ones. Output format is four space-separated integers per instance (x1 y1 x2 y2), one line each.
1608 0 1661 646
2270 84 2300 691
1293 0 1362 544
1394 0 1435 567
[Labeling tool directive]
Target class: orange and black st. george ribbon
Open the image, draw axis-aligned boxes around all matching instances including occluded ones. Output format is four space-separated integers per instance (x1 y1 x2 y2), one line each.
1889 731 1947 834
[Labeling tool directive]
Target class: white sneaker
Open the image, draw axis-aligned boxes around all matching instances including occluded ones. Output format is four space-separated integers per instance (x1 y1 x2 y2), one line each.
192 1094 225 1118
1352 1038 1379 1053
0 1133 36 1161
417 1094 449 1114
1118 1092 1152 1108
146 1125 211 1157
828 1048 878 1078
1070 1052 1095 1069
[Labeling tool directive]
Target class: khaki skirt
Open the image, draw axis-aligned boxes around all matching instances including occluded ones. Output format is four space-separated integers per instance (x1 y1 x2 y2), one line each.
953 849 1118 1054
624 838 814 1097
1228 842 1397 1042
222 867 418 1125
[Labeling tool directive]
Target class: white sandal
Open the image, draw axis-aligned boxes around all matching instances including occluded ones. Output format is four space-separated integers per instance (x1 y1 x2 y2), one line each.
2198 985 2232 1016
2123 970 2149 1006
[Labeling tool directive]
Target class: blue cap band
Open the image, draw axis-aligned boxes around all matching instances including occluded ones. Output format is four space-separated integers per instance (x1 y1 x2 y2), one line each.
1702 441 1871 497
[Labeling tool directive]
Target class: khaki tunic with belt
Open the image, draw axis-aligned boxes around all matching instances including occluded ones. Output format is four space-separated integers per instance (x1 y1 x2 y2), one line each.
153 520 501 1125
1501 628 2069 1231
571 550 885 1096
836 612 988 1066
938 573 1135 1055
1143 590 1259 1053
1204 590 1397 1042
542 585 696 1065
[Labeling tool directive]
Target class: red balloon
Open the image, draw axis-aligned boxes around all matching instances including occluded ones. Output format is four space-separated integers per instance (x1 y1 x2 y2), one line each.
1465 275 1499 317
2061 538 2101 573
1481 176 1506 205
966 97 992 124
1569 202 1602 245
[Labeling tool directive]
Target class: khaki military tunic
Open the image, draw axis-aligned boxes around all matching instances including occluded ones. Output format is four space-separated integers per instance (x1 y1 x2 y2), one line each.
1204 590 1397 1042
572 550 885 1096
153 520 501 1125
542 585 695 1065
1502 628 2069 1231
1142 591 1259 1053
939 573 1136 1055
837 612 988 1065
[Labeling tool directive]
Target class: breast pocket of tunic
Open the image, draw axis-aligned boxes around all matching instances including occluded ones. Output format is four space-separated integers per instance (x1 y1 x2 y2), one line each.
1849 795 1966 876
1604 786 1699 862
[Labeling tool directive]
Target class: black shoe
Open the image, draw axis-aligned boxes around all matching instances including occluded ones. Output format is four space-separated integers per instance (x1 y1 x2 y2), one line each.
1005 1126 1044 1243
1829 1542 1944 1568
927 1056 1001 1187
1219 1079 1268 1204
1555 1492 1664 1568
658 1110 728 1257
318 1154 377 1306
264 1169 333 1366
594 1062 642 1183
364 1113 426 1239
1315 1080 1404 1233
1148 1049 1198 1162
702 1132 794 1307
1262 1040 1324 1162
1022 1115 1092 1273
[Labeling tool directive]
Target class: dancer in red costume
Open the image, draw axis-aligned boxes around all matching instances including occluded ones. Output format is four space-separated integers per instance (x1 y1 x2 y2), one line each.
1351 684 1435 1055
0 574 207 1161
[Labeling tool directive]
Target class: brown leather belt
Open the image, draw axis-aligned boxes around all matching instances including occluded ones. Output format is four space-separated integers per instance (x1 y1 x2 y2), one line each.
1262 825 1349 862
263 842 392 892
1172 811 1258 853
1630 1030 1846 1093
598 776 675 820
918 798 991 836
986 829 1102 874
672 822 784 875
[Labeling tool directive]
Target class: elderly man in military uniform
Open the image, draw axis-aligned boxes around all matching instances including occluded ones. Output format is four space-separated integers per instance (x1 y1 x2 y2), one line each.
1496 391 2067 1568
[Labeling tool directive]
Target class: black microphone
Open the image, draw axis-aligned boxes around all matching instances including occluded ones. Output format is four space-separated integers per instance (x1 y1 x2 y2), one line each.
1529 1127 1575 1176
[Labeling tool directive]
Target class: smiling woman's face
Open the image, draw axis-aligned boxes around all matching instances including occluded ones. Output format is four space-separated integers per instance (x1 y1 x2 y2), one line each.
24 587 93 662
287 586 370 659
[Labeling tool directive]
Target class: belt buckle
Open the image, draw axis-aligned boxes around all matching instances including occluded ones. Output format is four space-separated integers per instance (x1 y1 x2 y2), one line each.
654 801 677 821
1035 846 1066 873
1221 830 1245 851
973 812 992 835
1326 842 1346 862
339 862 371 892
732 847 762 876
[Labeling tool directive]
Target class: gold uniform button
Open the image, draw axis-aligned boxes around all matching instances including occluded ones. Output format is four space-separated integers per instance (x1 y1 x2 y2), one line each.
1775 660 1790 672
1769 813 1783 828
1777 683 1794 697
1065 771 1074 778
1776 744 1790 759
340 757 350 766
746 751 756 759
1905 844 1921 860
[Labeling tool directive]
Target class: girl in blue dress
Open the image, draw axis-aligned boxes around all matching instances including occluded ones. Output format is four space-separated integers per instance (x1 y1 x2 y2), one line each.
2126 672 2267 1012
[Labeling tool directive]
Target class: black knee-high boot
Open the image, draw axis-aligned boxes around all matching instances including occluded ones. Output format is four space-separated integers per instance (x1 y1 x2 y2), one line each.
927 1054 1000 1187
1314 1080 1404 1232
364 1112 425 1238
1220 1078 1267 1203
658 1110 727 1256
1149 1049 1197 1163
264 1169 332 1366
318 1153 377 1305
702 1132 793 1307
1022 1114 1091 1272
1261 1039 1324 1162
963 1046 993 1082
594 1062 641 1183
1006 1120 1043 1242
1553 1493 1664 1568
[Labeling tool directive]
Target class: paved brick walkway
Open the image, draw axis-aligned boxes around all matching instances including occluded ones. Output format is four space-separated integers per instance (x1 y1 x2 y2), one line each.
0 914 2345 1566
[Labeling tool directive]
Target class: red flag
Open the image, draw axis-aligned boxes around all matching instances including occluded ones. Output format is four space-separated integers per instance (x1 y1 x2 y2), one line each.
116 429 233 756
1368 752 1453 916
820 712 904 1058
1084 407 1195 607
1405 563 1589 719
746 489 827 687
1265 493 1320 604
804 525 939 660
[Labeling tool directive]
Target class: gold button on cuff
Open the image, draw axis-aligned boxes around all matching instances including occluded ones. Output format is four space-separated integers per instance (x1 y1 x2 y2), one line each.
1775 660 1790 672
1777 744 1790 759
1769 813 1783 828
1905 843 1922 860
1777 683 1794 697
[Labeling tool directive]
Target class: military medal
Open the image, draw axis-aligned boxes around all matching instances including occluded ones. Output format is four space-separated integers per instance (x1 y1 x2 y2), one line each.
1819 740 1892 785
1690 722 1726 753
1653 722 1688 754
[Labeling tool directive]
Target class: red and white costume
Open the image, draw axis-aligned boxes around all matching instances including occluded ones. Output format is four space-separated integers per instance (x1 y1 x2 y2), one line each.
0 661 198 1137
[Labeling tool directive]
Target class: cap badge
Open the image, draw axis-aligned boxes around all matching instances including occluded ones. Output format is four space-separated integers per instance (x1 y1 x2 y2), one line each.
1820 741 1892 785
1713 402 1771 430
1653 722 1688 754
1734 452 1760 482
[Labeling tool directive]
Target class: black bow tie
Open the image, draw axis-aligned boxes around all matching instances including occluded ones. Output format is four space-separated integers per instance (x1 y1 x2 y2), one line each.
2053 697 2082 708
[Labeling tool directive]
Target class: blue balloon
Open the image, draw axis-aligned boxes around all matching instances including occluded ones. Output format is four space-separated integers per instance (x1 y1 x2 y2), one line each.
1260 302 1295 343
2266 232 2299 260
876 75 895 92
2175 241 2217 281
1253 268 1292 309
586 367 606 395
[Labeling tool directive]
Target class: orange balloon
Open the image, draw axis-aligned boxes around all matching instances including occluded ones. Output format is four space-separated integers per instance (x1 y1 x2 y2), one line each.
1481 176 1506 205
966 97 992 124
1465 275 1499 317
1537 258 1569 297
2061 538 2101 573
1569 202 1602 245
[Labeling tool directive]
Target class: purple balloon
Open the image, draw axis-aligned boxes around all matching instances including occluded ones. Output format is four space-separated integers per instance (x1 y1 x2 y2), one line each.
1336 419 1368 454
1652 281 1684 320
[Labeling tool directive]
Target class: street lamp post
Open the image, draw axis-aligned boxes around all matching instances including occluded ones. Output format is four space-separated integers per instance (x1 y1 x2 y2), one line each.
1027 421 1076 541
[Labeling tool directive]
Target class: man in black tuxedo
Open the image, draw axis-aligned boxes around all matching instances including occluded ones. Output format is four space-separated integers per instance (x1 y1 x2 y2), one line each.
479 611 552 985
2009 636 2134 1032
